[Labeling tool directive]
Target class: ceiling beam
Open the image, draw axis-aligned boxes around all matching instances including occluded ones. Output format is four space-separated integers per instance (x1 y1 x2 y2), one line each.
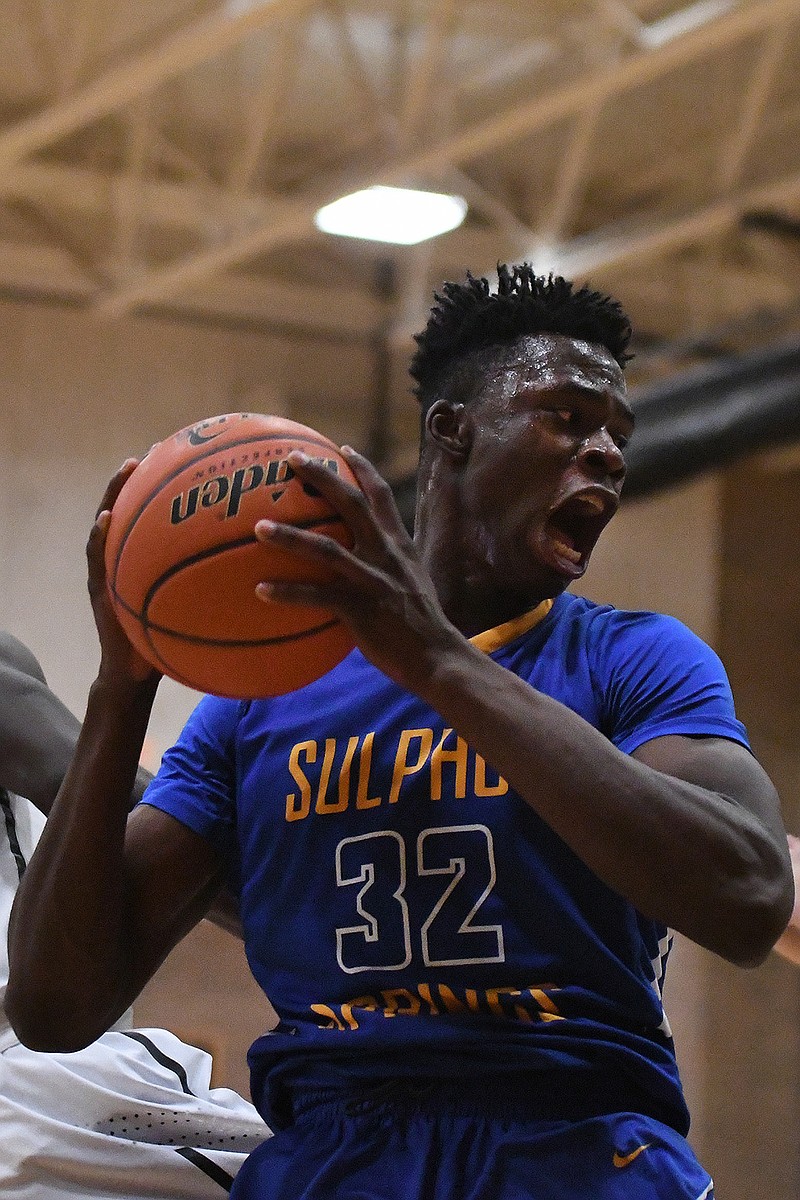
549 167 800 279
90 0 800 316
0 0 321 171
0 159 275 233
323 0 387 130
93 202 323 316
411 0 800 178
536 101 602 243
112 97 150 274
396 0 459 153
714 19 789 193
0 239 387 336
0 239 97 296
226 19 300 194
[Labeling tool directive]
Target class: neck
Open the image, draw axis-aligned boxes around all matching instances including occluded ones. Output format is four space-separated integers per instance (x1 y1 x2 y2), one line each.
432 569 554 639
414 450 563 637
415 501 556 640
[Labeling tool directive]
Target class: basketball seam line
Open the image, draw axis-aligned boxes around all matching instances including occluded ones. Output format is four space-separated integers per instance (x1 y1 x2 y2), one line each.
109 515 348 638
109 426 343 584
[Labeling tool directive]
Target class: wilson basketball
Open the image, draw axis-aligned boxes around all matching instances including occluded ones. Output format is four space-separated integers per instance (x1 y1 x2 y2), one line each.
104 412 358 699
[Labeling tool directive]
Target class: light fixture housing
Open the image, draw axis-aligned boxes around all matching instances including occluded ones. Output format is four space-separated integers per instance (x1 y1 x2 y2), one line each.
314 186 468 245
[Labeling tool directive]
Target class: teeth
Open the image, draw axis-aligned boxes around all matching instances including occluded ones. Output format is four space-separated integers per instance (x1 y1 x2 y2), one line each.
573 494 605 515
552 538 582 564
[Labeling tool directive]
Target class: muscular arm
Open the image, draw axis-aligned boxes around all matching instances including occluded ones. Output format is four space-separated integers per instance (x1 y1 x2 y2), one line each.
7 672 228 1051
256 449 793 968
6 468 235 1051
11 449 792 1051
419 644 790 966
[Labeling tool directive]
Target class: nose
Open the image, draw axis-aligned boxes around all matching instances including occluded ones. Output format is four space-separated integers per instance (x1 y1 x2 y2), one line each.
576 428 626 481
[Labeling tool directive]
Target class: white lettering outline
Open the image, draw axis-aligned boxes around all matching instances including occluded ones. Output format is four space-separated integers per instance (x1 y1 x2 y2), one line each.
419 824 505 967
336 831 412 973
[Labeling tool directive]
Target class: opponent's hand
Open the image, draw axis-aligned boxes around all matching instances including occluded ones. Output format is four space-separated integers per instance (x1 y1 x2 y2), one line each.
253 447 462 693
88 461 162 689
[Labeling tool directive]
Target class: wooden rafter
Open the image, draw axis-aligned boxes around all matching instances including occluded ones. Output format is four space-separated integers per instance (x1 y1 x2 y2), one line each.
88 0 800 316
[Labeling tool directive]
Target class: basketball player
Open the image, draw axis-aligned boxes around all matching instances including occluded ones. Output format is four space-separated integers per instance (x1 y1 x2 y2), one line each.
0 631 270 1198
8 267 794 1199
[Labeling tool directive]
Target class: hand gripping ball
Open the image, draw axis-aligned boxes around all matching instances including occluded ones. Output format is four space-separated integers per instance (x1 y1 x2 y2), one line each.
104 413 357 698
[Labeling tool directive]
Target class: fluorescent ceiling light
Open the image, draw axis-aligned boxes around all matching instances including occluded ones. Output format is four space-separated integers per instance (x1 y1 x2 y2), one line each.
314 186 468 245
642 0 736 48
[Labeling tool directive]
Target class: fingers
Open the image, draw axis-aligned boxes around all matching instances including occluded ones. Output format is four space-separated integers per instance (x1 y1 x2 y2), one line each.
340 446 413 544
95 459 139 521
86 511 112 600
286 448 412 547
256 579 335 608
255 569 382 612
87 470 163 686
90 459 137 595
254 518 384 592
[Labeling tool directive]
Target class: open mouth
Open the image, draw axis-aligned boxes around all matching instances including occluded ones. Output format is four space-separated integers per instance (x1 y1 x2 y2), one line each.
543 491 615 571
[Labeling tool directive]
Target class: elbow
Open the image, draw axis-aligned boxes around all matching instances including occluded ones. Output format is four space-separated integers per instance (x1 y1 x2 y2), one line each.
4 981 104 1053
711 844 795 969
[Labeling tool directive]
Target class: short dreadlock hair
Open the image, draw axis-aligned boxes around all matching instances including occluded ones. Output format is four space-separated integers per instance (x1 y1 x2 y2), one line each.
410 264 633 431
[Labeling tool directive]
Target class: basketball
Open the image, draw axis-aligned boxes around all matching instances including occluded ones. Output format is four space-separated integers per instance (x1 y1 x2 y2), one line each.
104 412 358 699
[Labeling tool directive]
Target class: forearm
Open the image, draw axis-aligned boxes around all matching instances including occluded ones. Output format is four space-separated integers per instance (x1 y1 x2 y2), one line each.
6 674 159 1048
419 638 790 963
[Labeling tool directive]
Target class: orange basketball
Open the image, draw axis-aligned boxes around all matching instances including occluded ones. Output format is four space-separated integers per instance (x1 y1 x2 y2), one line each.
104 412 358 699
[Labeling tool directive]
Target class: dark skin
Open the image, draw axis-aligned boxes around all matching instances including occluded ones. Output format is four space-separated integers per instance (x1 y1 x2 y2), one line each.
0 631 151 816
7 332 793 1052
0 629 241 955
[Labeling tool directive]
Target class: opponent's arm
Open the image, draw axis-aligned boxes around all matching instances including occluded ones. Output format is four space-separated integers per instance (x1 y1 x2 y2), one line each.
0 631 139 813
6 465 228 1052
0 628 238 932
255 450 792 968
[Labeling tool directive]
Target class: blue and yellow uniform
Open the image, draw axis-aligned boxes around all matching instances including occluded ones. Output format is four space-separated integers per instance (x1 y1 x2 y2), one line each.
143 592 741 1199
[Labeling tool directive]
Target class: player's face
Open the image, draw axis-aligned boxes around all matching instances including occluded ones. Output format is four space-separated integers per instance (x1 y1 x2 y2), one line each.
455 332 633 598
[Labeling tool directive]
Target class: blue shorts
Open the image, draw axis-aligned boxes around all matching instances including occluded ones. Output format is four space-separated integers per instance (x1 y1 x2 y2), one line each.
230 1079 714 1200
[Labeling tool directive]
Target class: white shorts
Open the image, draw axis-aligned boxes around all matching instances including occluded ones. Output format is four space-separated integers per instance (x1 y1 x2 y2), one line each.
0 1026 271 1198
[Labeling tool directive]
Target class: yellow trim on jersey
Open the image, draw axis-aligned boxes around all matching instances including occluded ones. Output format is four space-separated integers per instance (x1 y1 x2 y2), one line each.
469 600 554 655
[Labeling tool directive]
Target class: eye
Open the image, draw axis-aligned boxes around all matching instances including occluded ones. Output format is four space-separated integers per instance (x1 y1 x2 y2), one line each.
553 408 577 425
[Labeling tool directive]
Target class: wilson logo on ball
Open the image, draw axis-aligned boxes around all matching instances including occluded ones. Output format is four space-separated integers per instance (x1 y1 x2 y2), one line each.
105 412 358 699
170 457 343 524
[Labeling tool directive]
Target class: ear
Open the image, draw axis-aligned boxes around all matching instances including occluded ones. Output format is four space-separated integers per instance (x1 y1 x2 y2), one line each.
425 400 471 460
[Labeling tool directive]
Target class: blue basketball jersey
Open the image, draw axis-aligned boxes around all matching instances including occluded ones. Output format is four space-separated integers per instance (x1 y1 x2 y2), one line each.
142 592 748 1134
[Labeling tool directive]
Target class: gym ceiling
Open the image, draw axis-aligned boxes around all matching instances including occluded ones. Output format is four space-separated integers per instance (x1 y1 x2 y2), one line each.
1 0 799 490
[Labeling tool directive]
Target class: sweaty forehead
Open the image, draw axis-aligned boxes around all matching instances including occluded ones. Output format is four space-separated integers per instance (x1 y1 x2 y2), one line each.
488 332 626 401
